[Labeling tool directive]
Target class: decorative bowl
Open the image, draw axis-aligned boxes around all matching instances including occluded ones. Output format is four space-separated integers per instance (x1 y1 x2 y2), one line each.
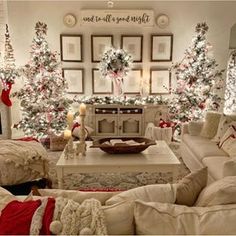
90 137 156 154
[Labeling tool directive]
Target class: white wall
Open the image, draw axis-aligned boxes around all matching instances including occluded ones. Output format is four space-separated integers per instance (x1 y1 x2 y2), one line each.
7 0 236 137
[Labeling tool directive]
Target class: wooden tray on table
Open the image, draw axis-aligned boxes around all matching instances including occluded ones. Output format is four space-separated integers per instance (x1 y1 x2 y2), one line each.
90 137 156 154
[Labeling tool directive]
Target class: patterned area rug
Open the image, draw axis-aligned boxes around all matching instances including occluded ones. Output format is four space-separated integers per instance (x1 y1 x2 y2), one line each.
46 142 190 190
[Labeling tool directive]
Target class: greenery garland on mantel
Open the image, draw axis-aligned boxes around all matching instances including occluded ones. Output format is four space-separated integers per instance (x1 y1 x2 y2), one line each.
73 95 169 106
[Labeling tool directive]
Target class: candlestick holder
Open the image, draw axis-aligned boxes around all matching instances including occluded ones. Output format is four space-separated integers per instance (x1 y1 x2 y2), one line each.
75 113 87 157
64 122 74 160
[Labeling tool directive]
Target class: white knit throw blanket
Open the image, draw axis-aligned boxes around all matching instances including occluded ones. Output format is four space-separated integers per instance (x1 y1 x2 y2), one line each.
0 140 48 174
30 197 108 235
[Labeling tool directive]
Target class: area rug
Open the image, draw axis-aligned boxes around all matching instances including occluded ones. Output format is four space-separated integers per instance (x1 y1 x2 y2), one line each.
46 142 190 190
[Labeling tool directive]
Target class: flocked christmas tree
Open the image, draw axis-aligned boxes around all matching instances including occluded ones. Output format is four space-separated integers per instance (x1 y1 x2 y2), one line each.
0 24 18 106
13 22 70 138
170 22 224 130
224 50 236 114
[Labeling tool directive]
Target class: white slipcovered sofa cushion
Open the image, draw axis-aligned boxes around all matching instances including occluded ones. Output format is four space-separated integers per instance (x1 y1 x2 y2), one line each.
102 201 134 235
105 183 176 206
134 200 236 235
202 156 229 180
223 158 236 177
182 134 226 160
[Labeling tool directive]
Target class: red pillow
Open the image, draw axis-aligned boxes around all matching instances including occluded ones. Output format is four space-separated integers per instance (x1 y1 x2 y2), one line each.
40 198 55 235
0 200 41 235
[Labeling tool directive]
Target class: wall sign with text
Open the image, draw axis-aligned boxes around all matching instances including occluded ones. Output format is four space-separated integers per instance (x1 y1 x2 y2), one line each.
80 10 154 27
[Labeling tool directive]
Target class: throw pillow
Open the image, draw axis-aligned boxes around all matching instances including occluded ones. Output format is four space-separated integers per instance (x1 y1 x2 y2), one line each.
212 114 236 142
219 125 236 149
195 176 236 207
175 167 208 206
105 183 176 206
0 187 17 212
102 201 134 235
0 200 41 235
134 200 236 235
221 136 236 157
200 111 222 138
188 121 204 136
49 134 67 151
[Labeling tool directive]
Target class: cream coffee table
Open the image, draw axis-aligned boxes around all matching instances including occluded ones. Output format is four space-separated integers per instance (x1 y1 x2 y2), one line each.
56 140 181 189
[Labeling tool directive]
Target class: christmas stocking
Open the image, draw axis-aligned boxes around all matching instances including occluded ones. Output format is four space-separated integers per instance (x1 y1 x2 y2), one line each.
1 82 12 106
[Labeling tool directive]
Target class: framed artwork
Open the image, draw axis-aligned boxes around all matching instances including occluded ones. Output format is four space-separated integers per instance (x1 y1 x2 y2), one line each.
150 69 171 94
91 35 113 62
92 69 113 94
62 68 84 94
151 34 173 62
121 35 143 62
123 69 143 94
60 34 83 62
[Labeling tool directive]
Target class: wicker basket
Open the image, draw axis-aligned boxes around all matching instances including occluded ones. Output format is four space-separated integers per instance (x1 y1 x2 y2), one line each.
49 134 68 151
90 137 156 154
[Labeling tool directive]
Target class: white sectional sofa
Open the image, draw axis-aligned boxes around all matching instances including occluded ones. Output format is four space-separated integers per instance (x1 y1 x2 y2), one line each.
180 119 236 183
2 174 236 235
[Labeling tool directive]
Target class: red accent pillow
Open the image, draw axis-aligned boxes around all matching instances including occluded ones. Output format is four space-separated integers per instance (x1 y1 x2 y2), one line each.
0 200 41 235
40 198 55 235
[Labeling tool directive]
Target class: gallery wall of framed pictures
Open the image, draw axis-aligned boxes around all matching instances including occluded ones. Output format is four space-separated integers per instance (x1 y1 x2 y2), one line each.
60 33 174 96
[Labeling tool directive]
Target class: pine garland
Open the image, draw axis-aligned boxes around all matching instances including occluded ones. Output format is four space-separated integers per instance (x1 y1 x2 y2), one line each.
73 95 169 106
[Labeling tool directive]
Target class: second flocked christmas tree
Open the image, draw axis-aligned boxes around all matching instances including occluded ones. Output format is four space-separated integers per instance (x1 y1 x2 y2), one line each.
170 22 224 131
13 22 70 138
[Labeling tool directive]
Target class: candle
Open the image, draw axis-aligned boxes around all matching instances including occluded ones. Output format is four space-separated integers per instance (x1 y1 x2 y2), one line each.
67 112 74 126
64 129 72 140
79 103 86 115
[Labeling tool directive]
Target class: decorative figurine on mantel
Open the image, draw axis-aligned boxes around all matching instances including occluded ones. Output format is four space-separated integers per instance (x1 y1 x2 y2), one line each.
75 103 87 157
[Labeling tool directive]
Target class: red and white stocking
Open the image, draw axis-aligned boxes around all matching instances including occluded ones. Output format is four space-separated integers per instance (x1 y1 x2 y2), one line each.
1 82 12 107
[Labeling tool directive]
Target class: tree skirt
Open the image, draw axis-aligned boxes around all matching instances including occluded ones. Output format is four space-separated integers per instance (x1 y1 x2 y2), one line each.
46 143 190 190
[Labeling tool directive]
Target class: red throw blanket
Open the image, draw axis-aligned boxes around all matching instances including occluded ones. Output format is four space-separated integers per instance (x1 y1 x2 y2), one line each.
0 198 55 235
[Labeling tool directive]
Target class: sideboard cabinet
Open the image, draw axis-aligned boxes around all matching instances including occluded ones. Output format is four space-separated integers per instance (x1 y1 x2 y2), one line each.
85 104 168 138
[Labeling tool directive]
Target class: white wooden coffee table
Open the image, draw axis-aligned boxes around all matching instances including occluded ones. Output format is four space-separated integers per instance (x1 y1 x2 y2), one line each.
56 140 181 189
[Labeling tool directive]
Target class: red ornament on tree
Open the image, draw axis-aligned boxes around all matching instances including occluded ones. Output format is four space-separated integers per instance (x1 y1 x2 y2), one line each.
198 102 206 110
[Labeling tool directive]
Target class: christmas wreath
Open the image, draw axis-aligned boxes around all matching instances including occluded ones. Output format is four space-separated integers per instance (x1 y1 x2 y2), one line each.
99 48 132 79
